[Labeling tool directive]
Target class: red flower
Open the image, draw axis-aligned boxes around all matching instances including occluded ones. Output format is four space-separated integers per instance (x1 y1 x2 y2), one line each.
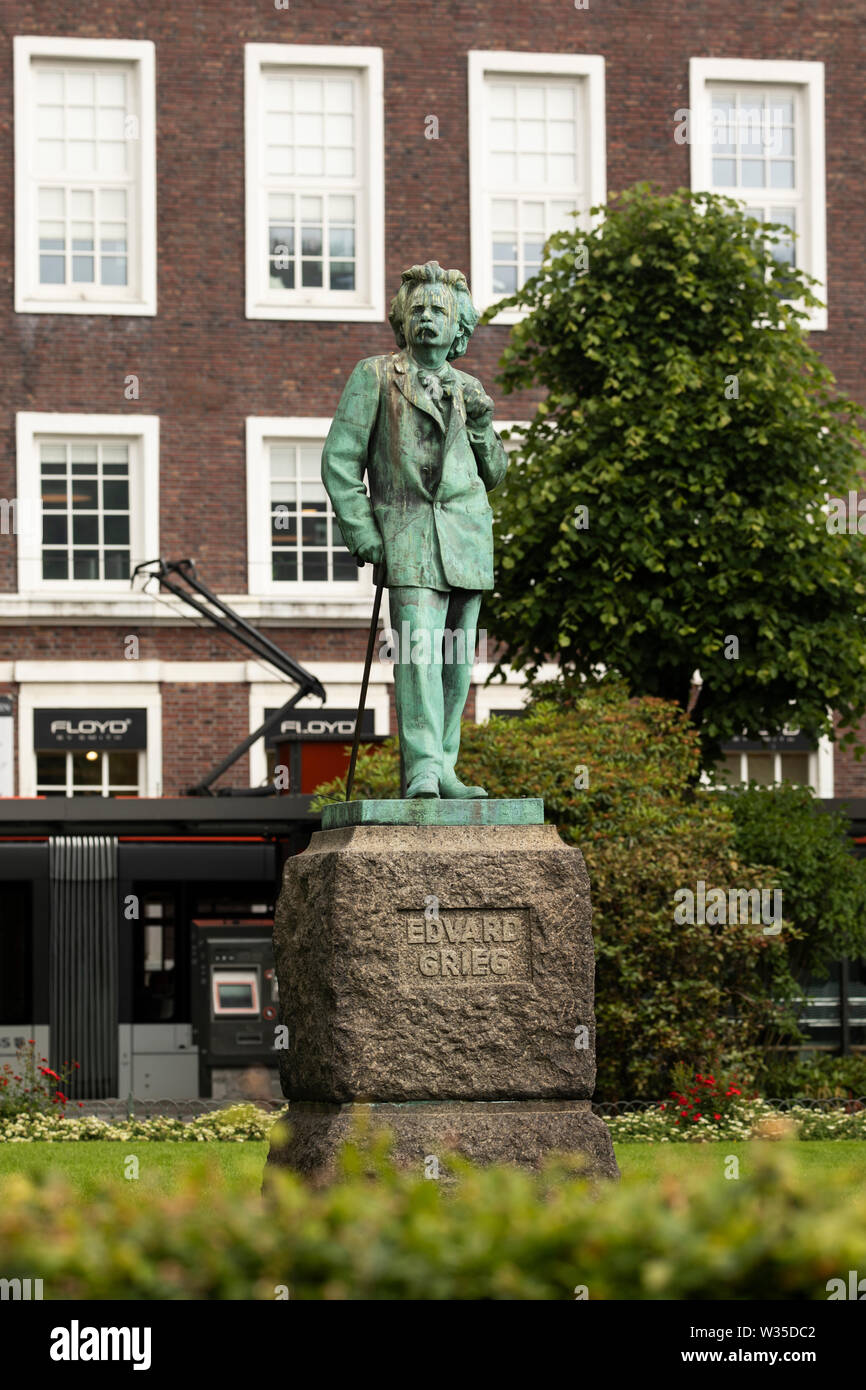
693 1112 702 1119
54 1090 67 1104
39 1067 60 1081
714 1113 721 1120
27 1039 35 1045
660 1103 666 1110
73 1062 80 1070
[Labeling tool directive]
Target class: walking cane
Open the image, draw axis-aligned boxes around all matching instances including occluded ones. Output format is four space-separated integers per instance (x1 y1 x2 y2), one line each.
345 560 385 802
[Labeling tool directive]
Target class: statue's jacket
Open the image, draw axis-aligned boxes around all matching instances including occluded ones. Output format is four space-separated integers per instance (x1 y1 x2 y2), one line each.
321 349 508 591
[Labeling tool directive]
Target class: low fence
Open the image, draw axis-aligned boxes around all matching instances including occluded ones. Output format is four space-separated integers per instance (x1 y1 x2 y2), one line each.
69 1095 866 1121
75 1098 288 1120
592 1096 866 1116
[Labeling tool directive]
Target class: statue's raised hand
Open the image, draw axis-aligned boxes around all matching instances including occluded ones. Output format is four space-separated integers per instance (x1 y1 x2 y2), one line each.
462 384 494 429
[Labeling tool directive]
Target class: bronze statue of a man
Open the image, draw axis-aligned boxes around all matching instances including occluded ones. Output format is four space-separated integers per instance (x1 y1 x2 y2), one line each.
322 261 508 799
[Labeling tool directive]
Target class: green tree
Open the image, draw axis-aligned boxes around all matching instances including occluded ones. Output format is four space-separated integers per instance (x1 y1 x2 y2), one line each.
485 184 866 764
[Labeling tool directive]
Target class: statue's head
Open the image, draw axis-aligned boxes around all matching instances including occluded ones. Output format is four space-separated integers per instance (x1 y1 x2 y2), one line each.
388 261 479 361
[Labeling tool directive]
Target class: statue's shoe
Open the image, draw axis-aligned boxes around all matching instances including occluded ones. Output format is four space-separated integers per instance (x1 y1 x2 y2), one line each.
438 776 488 799
406 775 440 798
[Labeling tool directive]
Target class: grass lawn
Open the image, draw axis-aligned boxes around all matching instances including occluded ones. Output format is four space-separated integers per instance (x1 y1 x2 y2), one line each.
615 1139 866 1182
0 1141 269 1196
0 1139 863 1196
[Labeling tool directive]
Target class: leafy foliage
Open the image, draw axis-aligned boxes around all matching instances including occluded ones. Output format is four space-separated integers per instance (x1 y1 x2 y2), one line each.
1 1139 865 1298
484 184 866 762
755 1052 866 1101
728 782 866 977
313 681 799 1099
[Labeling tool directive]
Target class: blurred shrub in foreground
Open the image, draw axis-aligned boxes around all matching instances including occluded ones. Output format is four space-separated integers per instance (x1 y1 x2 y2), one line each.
0 1134 864 1299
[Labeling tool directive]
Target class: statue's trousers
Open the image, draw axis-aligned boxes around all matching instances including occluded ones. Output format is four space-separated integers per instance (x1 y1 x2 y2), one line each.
388 586 481 786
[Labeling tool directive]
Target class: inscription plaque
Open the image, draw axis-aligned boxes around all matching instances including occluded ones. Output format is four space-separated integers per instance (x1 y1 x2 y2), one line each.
398 907 532 984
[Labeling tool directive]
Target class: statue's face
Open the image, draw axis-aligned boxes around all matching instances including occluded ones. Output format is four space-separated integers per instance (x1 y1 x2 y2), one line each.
404 282 458 355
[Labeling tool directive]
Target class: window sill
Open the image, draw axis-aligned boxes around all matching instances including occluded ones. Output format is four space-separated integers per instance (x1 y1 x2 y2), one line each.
0 590 379 625
15 296 157 317
246 298 384 323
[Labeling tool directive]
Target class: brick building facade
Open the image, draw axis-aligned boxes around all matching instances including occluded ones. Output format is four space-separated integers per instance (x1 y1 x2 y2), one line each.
0 0 864 797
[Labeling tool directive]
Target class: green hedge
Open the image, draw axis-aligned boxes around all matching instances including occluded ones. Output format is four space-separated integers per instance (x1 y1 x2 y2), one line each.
1 1138 864 1299
755 1053 866 1100
729 783 866 979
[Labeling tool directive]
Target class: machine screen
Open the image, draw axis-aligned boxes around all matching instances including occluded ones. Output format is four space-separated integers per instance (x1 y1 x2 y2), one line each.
212 970 260 1016
219 983 253 1008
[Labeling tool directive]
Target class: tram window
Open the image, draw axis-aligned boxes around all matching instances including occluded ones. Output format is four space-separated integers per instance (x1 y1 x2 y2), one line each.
134 893 177 1022
0 884 33 1025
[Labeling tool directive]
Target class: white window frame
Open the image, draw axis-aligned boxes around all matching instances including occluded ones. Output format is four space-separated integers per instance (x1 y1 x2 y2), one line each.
468 51 606 323
244 43 384 321
17 679 162 798
14 35 157 316
689 59 827 332
705 733 834 797
35 747 145 797
15 412 160 597
245 415 374 602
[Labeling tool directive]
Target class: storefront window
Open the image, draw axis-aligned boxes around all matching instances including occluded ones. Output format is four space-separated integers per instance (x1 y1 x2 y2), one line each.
36 748 141 796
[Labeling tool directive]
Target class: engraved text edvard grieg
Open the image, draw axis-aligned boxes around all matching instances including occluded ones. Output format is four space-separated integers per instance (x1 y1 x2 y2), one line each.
398 908 532 984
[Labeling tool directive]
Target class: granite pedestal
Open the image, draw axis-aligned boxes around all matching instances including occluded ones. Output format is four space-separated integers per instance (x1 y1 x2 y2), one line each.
266 802 618 1182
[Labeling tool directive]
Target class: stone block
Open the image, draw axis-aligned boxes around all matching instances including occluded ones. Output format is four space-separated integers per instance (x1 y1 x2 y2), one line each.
266 1099 620 1184
273 821 596 1103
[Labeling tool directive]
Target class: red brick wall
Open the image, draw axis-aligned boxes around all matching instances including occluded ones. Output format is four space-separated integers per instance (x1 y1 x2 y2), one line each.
2 0 864 588
160 681 249 794
0 1 864 789
0 625 372 663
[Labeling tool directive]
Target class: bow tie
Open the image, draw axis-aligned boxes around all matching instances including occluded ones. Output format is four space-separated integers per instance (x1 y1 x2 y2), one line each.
417 368 453 402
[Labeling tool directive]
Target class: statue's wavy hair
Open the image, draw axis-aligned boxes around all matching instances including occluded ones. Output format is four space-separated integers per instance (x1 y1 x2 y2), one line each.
388 260 479 360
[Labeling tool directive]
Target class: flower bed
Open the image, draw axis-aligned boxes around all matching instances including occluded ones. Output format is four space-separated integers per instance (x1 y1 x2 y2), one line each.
0 1102 280 1143
606 1099 866 1143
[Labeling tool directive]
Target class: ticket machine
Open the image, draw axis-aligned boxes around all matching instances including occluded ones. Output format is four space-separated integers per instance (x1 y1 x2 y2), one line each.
191 918 279 1097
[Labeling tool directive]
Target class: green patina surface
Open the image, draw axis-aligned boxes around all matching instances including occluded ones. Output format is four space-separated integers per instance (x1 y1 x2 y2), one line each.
320 260 509 800
321 798 544 829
